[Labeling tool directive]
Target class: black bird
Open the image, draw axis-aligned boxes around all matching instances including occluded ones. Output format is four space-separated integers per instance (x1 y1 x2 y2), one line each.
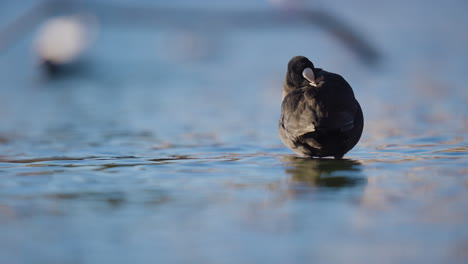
279 56 363 159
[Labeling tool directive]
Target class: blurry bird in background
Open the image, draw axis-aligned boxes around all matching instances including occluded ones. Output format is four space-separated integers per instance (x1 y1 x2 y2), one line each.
34 14 98 75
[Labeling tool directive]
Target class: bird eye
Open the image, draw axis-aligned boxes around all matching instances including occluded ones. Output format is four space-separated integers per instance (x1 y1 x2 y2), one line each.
302 68 315 83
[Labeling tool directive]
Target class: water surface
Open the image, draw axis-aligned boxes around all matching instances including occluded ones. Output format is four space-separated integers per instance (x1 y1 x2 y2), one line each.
0 0 467 263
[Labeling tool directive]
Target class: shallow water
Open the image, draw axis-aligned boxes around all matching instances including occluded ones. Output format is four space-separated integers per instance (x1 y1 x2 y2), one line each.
0 0 467 263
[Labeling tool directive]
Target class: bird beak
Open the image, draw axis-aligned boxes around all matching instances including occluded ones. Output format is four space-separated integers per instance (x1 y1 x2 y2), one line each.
302 68 317 87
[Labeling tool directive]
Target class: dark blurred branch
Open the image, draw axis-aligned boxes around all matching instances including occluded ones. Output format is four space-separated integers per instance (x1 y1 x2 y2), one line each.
0 1 48 52
0 0 380 65
0 0 76 53
299 11 380 65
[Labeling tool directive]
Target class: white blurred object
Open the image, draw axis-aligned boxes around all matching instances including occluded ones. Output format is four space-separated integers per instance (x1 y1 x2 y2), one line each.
34 15 98 64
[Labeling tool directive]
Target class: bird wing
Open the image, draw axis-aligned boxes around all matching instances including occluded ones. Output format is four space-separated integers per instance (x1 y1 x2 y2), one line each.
315 111 355 132
309 71 358 132
280 85 358 138
280 88 318 138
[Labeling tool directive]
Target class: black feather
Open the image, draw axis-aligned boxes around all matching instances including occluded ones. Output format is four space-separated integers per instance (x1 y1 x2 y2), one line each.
279 56 364 158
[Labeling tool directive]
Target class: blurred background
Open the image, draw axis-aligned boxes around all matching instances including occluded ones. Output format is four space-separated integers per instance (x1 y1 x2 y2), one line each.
0 0 467 263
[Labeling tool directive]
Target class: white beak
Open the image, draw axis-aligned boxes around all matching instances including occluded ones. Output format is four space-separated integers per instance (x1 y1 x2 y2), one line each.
302 68 317 87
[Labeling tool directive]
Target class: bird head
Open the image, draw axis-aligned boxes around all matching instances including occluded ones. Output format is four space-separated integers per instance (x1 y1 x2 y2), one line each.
285 56 318 89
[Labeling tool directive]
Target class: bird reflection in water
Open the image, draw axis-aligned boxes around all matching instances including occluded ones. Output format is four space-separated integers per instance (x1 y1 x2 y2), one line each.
281 157 366 192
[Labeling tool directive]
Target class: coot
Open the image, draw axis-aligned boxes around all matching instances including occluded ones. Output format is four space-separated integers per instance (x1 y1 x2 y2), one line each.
279 56 363 159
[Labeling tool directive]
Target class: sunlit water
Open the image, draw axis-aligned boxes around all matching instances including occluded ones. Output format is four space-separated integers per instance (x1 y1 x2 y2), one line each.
0 0 467 263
